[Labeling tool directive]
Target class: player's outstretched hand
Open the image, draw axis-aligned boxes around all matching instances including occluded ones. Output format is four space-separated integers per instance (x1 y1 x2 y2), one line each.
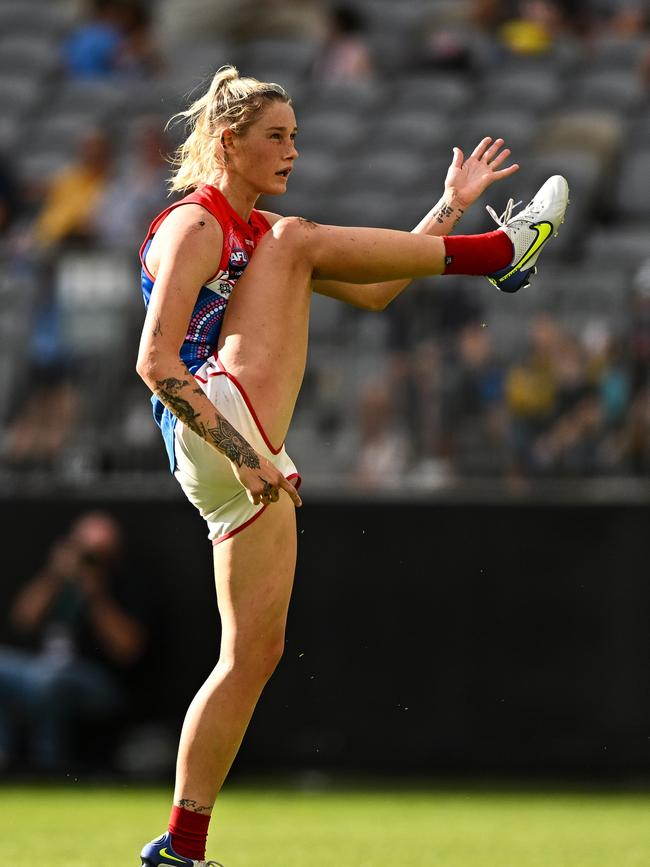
444 137 519 209
232 453 302 508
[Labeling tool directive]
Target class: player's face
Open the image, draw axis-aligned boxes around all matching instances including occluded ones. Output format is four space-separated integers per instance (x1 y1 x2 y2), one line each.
228 101 299 195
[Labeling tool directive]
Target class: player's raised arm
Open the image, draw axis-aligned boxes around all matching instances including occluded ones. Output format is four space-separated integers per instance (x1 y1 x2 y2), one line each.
309 137 519 311
136 204 301 508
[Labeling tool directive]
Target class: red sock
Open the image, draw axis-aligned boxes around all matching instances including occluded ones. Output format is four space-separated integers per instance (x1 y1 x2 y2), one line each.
169 805 211 861
442 230 513 275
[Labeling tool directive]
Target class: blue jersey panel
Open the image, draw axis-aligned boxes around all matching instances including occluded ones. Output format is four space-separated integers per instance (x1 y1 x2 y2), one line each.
139 185 270 473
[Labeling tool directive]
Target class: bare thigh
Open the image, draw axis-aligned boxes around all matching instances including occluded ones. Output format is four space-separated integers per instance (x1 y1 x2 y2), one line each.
217 227 313 447
213 491 297 667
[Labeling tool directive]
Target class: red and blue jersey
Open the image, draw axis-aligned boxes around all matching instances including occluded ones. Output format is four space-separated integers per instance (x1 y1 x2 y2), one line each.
139 184 271 469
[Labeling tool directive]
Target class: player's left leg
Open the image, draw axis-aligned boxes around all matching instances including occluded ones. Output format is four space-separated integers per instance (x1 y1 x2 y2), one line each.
174 492 297 807
141 492 297 867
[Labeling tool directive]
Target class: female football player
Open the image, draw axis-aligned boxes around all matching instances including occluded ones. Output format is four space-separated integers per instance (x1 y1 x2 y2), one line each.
138 66 568 866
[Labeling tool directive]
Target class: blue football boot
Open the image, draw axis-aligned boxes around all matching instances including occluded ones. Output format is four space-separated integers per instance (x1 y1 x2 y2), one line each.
140 831 224 867
485 175 569 293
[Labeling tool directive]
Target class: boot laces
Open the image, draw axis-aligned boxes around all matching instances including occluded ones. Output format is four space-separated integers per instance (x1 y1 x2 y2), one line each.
485 198 522 228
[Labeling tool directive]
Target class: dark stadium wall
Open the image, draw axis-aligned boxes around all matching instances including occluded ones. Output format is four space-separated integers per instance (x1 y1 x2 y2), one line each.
1 496 649 778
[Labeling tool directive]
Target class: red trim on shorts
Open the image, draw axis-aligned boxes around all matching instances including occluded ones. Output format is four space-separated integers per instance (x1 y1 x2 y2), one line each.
212 472 301 546
202 353 283 455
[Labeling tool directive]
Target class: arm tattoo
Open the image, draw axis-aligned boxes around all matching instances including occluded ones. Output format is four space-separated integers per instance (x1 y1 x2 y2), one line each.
152 316 162 337
207 417 261 469
154 378 204 437
154 377 258 467
177 798 212 814
434 202 464 228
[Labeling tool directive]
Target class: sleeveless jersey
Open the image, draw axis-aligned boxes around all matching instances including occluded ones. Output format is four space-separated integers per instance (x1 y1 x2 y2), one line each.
139 184 272 470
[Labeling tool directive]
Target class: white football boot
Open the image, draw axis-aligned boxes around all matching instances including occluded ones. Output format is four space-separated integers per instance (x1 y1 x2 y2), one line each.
485 174 569 293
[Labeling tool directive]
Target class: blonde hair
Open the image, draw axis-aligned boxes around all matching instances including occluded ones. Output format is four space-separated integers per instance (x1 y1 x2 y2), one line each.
168 65 291 193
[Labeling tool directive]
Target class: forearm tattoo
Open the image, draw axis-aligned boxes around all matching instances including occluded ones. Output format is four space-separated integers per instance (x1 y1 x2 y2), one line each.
433 202 464 229
207 417 261 469
155 376 260 468
154 377 204 437
152 315 162 337
177 798 212 814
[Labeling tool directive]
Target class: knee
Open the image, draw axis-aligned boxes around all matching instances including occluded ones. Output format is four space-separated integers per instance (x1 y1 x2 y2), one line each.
256 635 285 683
224 632 286 686
270 215 318 254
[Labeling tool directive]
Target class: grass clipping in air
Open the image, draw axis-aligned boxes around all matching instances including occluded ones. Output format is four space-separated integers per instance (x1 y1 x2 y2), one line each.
1 783 649 866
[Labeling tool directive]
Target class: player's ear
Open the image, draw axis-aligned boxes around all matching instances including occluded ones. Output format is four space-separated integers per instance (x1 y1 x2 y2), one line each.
221 129 235 154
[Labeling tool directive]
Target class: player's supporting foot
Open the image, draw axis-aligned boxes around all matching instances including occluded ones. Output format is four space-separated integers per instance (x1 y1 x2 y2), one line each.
485 174 569 293
140 831 224 867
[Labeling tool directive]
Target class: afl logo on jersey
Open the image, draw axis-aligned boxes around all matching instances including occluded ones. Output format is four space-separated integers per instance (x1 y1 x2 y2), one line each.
229 247 249 279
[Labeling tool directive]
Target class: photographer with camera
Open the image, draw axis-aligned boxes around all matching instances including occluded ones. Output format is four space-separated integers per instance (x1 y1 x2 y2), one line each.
0 512 146 772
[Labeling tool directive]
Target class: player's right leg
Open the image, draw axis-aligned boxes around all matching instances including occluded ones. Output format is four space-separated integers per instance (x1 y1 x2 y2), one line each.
218 175 569 448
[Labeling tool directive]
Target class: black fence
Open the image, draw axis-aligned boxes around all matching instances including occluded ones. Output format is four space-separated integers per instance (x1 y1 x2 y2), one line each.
2 495 650 778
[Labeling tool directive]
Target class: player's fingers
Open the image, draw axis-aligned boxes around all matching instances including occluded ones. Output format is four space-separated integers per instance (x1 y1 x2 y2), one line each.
451 146 464 167
492 163 519 180
484 138 505 164
471 137 492 160
487 147 511 170
278 474 303 507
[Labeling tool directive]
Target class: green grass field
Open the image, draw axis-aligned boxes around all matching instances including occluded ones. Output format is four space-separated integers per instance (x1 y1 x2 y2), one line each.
2 782 649 866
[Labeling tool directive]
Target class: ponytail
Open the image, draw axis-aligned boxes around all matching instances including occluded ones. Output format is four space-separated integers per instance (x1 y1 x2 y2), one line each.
168 65 291 193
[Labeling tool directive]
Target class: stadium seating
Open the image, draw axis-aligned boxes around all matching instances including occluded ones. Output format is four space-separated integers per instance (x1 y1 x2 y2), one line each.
0 0 647 485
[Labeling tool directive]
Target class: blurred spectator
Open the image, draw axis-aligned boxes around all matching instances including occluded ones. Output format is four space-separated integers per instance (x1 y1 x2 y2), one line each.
504 314 559 477
0 513 146 771
630 259 650 392
551 332 590 419
63 0 126 79
418 1 476 72
443 323 507 469
2 366 79 472
608 2 648 35
610 387 650 472
498 0 566 56
583 323 630 430
534 386 604 474
312 4 375 85
115 2 164 80
32 129 113 252
504 318 633 478
471 0 509 33
352 381 409 489
95 118 170 249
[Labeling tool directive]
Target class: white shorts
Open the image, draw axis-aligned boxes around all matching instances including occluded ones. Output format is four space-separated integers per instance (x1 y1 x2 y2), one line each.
173 354 300 545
